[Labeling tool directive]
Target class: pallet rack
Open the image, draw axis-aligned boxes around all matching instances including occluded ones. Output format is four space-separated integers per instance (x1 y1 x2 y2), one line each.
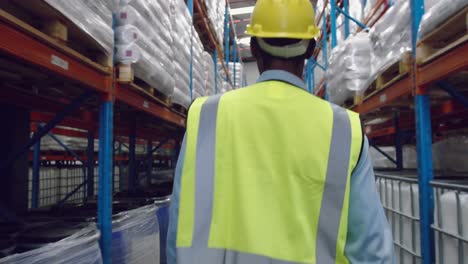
308 1 468 263
0 0 241 263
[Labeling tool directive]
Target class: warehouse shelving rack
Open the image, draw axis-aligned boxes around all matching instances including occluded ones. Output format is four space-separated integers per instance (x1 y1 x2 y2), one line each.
310 1 468 263
0 1 206 263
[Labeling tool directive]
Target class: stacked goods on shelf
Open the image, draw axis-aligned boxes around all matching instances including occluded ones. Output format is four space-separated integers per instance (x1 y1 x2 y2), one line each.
370 136 468 172
203 52 216 96
433 183 468 264
375 174 421 264
419 0 467 38
205 0 226 44
115 0 175 98
417 0 468 63
44 0 113 58
170 0 193 108
0 224 102 263
193 30 206 99
228 62 244 88
326 32 372 105
366 0 412 88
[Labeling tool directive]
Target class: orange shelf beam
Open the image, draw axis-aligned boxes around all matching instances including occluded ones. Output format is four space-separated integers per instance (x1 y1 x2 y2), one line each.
418 41 468 87
115 83 186 128
0 19 110 94
352 75 412 114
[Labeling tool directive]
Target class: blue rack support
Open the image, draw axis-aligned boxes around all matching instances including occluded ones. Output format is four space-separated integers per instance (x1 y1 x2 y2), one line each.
343 0 350 37
330 0 338 48
322 11 329 100
128 118 137 193
147 140 152 180
233 44 237 88
87 131 95 198
394 112 403 170
31 139 41 209
411 0 434 263
97 95 114 264
213 50 218 94
224 2 230 77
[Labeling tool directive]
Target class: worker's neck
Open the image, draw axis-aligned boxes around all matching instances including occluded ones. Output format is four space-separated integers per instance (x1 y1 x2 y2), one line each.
262 61 304 80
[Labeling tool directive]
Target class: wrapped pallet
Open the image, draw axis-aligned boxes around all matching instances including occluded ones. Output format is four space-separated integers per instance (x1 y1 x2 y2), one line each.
112 205 160 264
115 0 175 97
203 52 216 96
327 32 372 105
367 0 411 85
228 62 244 89
44 0 113 56
170 0 193 108
0 224 102 264
205 0 225 44
419 0 468 38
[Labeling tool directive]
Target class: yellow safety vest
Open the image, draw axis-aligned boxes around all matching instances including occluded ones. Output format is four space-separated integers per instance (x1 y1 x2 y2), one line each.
176 80 363 263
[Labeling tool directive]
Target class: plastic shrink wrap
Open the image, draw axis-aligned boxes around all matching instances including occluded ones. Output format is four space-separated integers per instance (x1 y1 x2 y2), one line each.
419 0 468 38
434 189 468 264
112 205 160 264
367 0 411 86
0 225 102 264
203 52 216 96
205 0 225 44
327 32 372 105
170 0 193 107
44 0 113 55
229 63 244 88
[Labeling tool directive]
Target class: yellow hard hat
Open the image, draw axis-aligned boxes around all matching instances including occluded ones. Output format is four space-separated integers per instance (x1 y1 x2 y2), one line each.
245 0 320 39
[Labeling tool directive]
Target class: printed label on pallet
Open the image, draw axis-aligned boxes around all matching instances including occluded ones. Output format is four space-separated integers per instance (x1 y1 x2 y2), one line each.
51 55 69 70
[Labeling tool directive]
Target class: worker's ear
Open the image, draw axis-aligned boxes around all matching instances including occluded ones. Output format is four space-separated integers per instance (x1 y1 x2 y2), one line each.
304 39 316 59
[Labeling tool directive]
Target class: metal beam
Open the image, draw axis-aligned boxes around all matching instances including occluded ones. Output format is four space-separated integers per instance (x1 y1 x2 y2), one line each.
0 90 92 170
370 143 398 165
31 140 41 208
436 81 468 108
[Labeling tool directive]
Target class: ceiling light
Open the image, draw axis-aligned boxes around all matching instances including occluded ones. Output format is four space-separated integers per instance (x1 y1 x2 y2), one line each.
230 6 255 16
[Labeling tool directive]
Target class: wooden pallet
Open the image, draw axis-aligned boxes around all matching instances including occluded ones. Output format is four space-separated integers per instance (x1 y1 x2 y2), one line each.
376 52 412 90
116 64 172 107
171 103 188 116
417 6 468 65
0 0 112 70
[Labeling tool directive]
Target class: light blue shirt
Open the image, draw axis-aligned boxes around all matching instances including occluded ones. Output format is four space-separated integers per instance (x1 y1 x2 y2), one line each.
167 70 395 263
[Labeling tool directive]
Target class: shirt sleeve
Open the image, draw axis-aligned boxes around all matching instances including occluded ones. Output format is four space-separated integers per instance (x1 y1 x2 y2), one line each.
166 134 187 264
345 137 395 263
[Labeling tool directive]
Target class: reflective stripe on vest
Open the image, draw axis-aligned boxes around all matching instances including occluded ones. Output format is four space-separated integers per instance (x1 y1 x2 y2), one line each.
177 83 362 263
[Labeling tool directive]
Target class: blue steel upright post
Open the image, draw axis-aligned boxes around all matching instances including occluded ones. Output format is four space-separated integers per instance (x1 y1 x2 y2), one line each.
411 0 434 263
188 0 194 99
322 9 329 101
233 43 237 88
31 140 41 208
330 0 338 48
224 2 230 81
213 51 218 94
98 92 114 264
87 131 95 198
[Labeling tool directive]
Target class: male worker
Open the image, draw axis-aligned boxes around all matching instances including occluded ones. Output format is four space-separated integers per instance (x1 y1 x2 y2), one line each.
167 0 394 263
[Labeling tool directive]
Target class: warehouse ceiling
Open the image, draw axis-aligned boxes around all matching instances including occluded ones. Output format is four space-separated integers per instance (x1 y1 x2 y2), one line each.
229 0 318 62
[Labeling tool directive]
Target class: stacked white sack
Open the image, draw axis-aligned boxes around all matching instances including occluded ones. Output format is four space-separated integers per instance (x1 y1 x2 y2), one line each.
419 0 468 39
170 0 193 108
193 29 206 99
205 0 225 44
115 0 175 97
228 62 243 88
367 0 411 86
44 0 113 55
327 32 372 105
203 52 216 96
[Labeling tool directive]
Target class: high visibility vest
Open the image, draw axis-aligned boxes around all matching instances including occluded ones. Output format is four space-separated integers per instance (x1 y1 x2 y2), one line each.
176 81 363 264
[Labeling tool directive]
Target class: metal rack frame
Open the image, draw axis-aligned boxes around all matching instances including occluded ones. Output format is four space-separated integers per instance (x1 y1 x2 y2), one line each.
310 1 468 263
